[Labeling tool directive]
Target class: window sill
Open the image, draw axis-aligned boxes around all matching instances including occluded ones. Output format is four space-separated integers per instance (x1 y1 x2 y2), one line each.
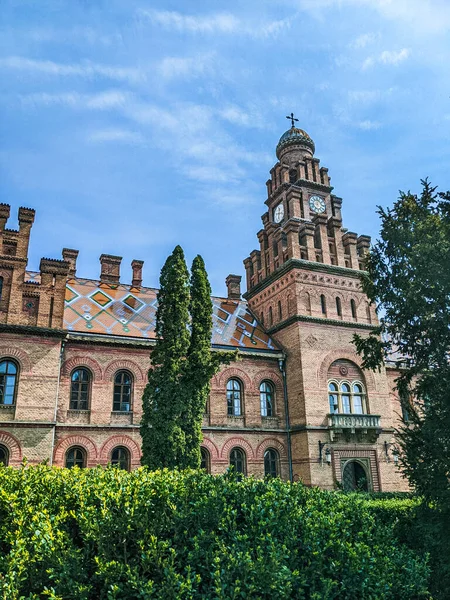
227 415 245 427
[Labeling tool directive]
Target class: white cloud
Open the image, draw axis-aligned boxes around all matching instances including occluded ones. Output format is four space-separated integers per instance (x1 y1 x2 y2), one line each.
87 129 145 144
157 54 214 80
358 120 381 130
347 88 396 104
363 48 410 69
350 32 379 49
138 9 290 38
17 90 130 110
0 56 145 83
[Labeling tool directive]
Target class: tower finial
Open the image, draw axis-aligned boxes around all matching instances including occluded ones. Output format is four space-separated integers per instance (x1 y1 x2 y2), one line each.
286 112 299 128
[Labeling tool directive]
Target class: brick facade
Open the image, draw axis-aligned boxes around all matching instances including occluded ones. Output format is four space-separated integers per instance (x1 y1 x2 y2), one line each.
0 124 408 491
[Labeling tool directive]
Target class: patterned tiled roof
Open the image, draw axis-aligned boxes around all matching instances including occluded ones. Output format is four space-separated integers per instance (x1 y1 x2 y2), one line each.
60 277 278 351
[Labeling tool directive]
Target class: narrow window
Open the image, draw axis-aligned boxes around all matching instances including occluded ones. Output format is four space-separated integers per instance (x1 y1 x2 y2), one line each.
230 448 246 474
200 447 210 473
113 371 132 412
70 368 91 410
268 306 273 326
273 241 278 257
328 382 339 414
336 297 342 317
289 169 297 183
351 299 357 319
341 383 351 413
278 301 282 321
352 383 364 414
0 360 18 406
65 447 86 469
320 295 327 315
264 448 279 477
0 276 3 301
227 379 242 416
260 381 274 417
0 444 9 466
111 446 130 471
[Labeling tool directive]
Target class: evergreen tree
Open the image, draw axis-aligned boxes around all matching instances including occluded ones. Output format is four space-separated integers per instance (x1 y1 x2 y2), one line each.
181 256 236 468
141 250 236 470
354 180 450 597
140 245 190 469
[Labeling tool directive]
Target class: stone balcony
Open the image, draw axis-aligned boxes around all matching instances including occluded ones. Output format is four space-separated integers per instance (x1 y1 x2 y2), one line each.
328 413 381 442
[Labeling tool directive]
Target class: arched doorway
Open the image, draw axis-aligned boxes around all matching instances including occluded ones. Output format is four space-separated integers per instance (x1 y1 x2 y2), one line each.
342 460 369 491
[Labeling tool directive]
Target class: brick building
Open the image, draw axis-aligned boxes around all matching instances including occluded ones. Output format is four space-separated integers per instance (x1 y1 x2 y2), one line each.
0 123 407 491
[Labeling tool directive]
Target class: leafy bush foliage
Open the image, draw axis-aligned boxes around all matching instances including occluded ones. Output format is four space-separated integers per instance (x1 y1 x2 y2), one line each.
0 465 430 599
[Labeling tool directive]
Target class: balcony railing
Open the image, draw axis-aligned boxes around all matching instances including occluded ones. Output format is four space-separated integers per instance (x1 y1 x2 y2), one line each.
328 413 381 434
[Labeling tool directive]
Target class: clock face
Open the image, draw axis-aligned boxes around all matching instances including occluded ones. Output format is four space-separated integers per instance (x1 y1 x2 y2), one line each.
309 195 326 213
273 203 284 223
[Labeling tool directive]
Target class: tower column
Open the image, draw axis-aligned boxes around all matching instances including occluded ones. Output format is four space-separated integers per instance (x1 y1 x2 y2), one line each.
313 214 331 264
342 232 358 269
285 221 301 259
329 217 345 267
300 222 316 261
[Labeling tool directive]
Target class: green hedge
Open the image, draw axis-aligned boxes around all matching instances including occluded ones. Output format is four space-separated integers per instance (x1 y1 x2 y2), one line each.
0 465 431 599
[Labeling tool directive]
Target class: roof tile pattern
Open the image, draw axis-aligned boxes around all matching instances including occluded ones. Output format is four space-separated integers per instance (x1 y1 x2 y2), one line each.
62 277 277 350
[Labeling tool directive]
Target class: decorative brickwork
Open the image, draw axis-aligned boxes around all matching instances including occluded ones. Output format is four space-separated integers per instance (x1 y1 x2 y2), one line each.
99 435 141 467
53 434 98 466
0 346 32 373
200 437 220 460
255 438 287 460
220 437 255 460
104 359 145 383
62 356 103 381
0 431 22 465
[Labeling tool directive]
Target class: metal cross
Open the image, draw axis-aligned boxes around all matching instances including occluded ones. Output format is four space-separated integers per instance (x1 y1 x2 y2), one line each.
286 112 299 127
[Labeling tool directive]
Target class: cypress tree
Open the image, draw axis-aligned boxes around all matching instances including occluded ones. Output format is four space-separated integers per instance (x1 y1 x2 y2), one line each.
181 256 235 468
140 245 190 469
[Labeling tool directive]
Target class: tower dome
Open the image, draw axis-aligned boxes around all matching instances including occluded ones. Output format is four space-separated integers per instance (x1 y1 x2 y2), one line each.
276 126 315 159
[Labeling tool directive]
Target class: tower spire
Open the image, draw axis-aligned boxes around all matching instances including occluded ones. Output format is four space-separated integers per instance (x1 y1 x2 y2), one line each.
286 112 299 128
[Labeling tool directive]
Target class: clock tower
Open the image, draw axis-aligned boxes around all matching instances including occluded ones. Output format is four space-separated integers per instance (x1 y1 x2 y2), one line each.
243 120 396 490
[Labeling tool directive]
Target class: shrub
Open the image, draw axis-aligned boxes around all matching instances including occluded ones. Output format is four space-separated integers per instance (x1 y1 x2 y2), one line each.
0 465 431 599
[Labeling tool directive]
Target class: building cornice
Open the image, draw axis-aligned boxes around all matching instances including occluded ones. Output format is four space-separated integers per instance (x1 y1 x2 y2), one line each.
267 314 375 334
244 258 364 300
0 323 66 338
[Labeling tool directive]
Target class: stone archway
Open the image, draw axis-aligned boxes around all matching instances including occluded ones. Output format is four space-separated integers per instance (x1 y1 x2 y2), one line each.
342 460 369 491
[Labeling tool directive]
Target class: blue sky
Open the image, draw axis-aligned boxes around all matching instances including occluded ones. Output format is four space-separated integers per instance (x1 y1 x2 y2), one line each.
1 0 449 295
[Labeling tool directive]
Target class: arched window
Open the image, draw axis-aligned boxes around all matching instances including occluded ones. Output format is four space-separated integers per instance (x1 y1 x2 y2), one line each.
0 276 3 300
65 446 86 469
336 297 342 317
200 447 210 473
351 299 357 319
327 380 367 414
260 381 274 417
277 301 282 321
227 379 242 416
366 302 372 323
229 447 246 474
268 306 273 326
0 444 9 466
342 460 369 492
113 371 133 412
0 359 18 406
289 168 297 183
111 446 130 471
70 368 91 410
264 448 279 477
320 295 327 315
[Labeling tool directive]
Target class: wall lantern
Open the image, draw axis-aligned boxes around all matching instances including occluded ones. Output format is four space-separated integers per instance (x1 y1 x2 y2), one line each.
384 441 400 465
318 441 331 466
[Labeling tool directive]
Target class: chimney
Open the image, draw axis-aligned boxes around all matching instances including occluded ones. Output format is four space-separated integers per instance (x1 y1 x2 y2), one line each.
226 274 242 300
62 248 79 277
131 259 144 287
100 254 122 284
0 204 10 232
